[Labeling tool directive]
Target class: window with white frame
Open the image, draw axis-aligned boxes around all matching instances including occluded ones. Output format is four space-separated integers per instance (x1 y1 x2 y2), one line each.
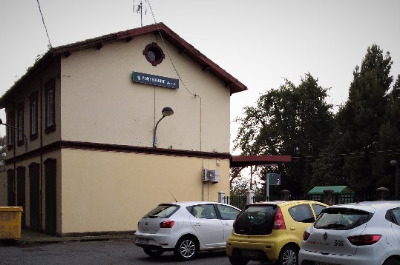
17 103 24 146
30 92 38 140
6 111 15 150
45 79 56 133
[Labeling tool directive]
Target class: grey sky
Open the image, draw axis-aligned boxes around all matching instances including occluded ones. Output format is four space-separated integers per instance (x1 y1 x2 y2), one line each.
1 0 399 151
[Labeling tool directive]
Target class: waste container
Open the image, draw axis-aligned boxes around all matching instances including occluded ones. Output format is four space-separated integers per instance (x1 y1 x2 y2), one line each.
0 206 23 240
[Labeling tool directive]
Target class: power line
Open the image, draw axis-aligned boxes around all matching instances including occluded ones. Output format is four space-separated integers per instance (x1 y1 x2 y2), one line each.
36 0 52 48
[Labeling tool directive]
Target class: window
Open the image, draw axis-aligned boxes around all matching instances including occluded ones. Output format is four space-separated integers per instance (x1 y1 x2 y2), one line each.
190 204 217 219
315 208 371 230
216 204 240 220
288 204 315 223
17 103 24 146
143 42 165 66
234 205 277 235
312 203 326 217
30 92 38 140
45 79 56 133
6 111 15 150
144 204 179 218
387 208 400 226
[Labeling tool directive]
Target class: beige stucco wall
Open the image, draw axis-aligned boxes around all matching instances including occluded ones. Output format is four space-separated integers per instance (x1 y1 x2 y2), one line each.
60 148 230 233
60 34 230 152
1 30 236 235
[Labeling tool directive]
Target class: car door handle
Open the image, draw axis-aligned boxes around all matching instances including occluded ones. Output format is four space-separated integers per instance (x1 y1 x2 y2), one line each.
290 227 295 230
193 222 201 226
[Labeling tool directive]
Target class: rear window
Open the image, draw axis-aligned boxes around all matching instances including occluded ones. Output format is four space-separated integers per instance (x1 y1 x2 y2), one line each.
314 207 372 230
234 205 277 235
144 204 179 218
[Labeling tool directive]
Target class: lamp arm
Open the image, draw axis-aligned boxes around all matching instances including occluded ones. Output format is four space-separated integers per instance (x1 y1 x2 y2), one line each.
152 116 166 147
1 123 28 151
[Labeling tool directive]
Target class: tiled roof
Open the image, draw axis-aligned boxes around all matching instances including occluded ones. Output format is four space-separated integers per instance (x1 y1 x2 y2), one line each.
0 23 247 108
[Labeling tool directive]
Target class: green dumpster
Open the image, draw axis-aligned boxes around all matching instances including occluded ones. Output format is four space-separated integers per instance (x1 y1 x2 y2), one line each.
0 206 23 240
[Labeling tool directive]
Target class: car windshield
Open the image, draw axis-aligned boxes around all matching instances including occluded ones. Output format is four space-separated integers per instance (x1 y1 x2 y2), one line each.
144 204 179 218
314 207 371 230
234 205 277 235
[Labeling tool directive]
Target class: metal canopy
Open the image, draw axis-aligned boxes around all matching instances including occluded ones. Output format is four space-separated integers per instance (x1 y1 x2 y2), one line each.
230 155 291 167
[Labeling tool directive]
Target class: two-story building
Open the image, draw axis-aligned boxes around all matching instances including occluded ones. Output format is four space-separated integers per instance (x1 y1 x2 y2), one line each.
0 23 247 236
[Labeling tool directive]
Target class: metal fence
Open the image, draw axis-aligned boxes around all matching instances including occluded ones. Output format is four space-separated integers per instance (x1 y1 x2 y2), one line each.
223 193 395 210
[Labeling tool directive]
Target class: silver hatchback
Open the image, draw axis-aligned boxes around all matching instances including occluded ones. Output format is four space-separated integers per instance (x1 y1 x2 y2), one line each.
135 201 240 261
299 201 400 265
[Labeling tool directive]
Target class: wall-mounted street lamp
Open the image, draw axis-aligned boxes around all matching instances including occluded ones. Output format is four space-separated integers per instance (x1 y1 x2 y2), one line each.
0 118 28 151
390 160 399 199
153 107 174 148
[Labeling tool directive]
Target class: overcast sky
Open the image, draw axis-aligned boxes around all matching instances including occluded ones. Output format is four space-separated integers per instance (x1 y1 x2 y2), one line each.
1 0 399 151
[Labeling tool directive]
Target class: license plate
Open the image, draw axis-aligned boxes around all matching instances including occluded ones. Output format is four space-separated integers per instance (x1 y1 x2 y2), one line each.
240 250 261 258
136 237 149 244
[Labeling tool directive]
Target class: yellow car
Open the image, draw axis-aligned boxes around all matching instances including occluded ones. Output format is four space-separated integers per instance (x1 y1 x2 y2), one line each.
226 200 327 265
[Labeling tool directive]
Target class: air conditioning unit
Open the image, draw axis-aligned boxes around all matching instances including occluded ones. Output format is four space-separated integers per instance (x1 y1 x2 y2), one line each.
203 169 220 183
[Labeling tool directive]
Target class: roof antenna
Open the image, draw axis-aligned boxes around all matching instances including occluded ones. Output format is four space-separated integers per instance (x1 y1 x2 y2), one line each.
133 0 146 27
169 191 178 202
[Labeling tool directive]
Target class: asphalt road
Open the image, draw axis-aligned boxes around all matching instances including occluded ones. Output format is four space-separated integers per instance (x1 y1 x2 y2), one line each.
0 240 265 265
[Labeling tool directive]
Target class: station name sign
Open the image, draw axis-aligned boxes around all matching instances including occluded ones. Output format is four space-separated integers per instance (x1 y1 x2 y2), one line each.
132 72 179 89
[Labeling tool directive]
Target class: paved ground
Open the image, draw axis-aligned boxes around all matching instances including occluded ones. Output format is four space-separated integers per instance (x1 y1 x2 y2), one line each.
0 230 268 265
1 229 136 245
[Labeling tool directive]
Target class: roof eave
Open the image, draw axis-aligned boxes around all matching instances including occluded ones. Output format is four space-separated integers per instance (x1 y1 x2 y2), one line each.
1 22 247 108
52 23 247 95
0 51 56 109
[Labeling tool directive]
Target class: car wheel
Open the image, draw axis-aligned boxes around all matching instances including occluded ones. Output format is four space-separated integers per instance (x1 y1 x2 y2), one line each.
174 236 198 261
383 259 400 265
228 256 249 265
143 247 164 258
278 245 298 265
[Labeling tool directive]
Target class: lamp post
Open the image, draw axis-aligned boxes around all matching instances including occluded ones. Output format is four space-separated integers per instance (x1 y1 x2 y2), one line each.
390 160 399 199
152 107 174 148
0 118 28 151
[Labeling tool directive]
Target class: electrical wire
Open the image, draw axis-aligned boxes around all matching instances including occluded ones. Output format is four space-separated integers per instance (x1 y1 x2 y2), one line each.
146 0 197 98
146 0 203 150
36 0 52 48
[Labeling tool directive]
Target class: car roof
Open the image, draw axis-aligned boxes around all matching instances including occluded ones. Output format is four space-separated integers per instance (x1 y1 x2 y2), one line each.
159 201 237 207
327 201 400 213
248 200 327 207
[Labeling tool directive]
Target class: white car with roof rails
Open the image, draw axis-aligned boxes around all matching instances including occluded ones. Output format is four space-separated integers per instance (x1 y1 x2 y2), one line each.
134 201 240 261
299 201 400 265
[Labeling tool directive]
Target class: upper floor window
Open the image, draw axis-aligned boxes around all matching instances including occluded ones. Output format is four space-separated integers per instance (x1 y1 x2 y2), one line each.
17 103 24 146
45 79 56 133
143 42 165 66
30 92 38 140
6 111 15 150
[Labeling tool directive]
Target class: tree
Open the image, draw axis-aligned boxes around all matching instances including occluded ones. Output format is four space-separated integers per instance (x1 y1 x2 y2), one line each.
329 45 396 194
233 73 334 195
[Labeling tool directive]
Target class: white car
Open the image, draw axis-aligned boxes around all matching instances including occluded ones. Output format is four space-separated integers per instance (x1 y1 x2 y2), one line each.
134 201 240 260
299 201 400 265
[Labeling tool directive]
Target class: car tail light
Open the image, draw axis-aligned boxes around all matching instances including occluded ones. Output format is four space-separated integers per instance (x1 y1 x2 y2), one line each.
233 210 244 229
303 231 310 241
347 234 382 246
273 208 286 230
160 220 175 228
